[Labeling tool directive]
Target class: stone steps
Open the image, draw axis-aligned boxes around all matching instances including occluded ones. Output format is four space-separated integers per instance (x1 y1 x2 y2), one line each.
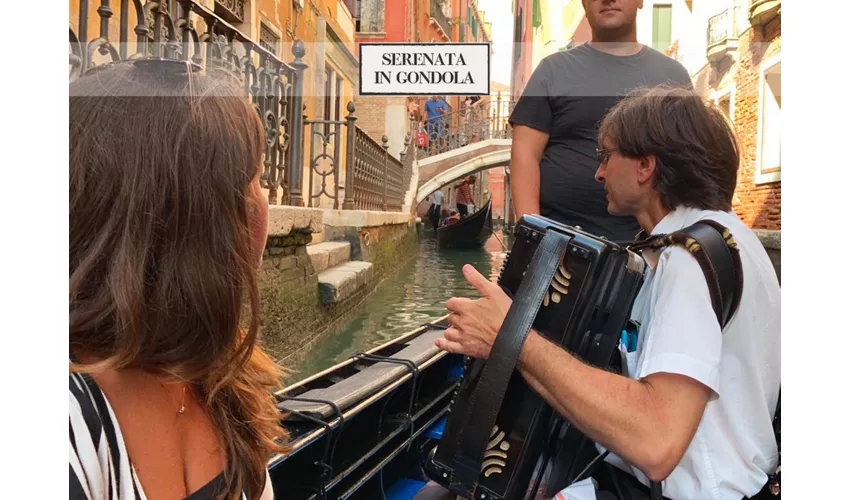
307 240 373 305
317 261 374 305
306 241 352 274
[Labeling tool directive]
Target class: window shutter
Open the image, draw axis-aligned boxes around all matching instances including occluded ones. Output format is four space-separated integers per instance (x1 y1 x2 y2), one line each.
532 0 542 29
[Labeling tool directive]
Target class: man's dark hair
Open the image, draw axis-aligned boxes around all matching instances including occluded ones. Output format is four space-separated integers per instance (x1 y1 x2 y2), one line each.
598 85 740 212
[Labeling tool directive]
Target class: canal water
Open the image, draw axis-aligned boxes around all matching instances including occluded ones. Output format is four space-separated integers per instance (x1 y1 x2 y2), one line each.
283 227 513 380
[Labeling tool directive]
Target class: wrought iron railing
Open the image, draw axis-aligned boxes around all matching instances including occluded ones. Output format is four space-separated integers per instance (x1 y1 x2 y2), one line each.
71 1 413 213
346 119 405 212
430 0 452 36
707 6 743 48
70 0 307 207
215 0 245 23
303 102 406 212
305 113 346 209
409 94 517 161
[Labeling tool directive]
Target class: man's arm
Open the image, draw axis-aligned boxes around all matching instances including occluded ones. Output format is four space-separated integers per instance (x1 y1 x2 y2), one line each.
510 125 549 218
438 260 720 483
518 332 711 482
507 58 554 219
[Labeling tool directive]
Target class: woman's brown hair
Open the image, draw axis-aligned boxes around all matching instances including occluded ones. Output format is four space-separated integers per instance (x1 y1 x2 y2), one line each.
598 85 740 212
69 60 287 499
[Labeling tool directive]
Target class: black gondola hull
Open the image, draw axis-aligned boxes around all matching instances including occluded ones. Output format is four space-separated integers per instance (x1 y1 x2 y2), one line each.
436 198 493 249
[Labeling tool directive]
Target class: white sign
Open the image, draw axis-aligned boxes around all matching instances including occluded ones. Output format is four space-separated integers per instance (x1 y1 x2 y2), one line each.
359 43 490 96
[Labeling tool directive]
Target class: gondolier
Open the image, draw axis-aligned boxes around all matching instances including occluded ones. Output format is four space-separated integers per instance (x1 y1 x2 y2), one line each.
437 198 492 249
455 176 475 217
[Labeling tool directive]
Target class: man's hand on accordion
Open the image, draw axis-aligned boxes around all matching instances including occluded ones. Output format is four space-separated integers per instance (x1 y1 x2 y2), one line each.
436 264 511 360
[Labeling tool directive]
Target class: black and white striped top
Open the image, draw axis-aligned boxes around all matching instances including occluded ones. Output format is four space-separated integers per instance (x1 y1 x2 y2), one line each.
69 370 273 500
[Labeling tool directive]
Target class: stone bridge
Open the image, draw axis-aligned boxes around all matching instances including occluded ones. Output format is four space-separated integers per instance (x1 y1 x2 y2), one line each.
414 138 511 203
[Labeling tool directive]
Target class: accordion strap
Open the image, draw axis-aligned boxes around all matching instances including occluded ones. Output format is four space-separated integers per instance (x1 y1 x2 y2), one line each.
629 219 743 329
628 219 744 499
448 231 572 490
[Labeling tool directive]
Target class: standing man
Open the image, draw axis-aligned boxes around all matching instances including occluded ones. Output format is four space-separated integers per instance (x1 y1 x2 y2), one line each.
424 96 448 155
455 176 475 217
508 0 693 243
431 190 444 229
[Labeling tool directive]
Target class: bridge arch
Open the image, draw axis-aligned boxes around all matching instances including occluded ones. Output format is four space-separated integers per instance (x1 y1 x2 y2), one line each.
416 148 511 204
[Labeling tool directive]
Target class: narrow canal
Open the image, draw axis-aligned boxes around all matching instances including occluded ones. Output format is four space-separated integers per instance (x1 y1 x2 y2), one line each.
283 227 513 380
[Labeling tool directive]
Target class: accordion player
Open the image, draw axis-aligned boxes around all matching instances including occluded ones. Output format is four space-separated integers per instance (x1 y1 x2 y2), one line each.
424 214 646 500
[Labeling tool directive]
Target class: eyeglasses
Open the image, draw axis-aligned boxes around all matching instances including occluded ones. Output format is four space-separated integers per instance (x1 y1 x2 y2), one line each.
596 147 617 165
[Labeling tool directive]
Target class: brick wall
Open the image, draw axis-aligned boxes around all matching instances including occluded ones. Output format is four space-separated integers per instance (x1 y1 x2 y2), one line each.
731 18 782 230
354 92 389 144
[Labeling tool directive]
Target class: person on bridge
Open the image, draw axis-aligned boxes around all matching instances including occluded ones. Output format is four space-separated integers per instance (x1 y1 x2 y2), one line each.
430 86 781 500
507 0 693 243
424 95 449 155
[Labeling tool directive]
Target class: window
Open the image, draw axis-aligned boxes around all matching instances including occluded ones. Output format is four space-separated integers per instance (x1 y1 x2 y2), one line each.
718 95 731 121
712 86 735 127
259 21 280 56
355 0 361 31
335 77 344 122
321 66 344 135
324 65 334 135
756 57 781 184
652 4 673 53
358 0 384 32
532 0 542 30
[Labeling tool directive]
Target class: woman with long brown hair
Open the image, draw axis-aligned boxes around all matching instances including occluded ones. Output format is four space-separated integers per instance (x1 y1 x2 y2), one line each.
69 59 287 499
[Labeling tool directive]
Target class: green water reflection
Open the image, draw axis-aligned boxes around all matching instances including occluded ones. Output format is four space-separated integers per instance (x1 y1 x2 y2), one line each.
283 227 513 380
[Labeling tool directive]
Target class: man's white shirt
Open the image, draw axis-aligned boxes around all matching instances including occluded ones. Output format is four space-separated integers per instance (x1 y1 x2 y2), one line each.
598 206 781 499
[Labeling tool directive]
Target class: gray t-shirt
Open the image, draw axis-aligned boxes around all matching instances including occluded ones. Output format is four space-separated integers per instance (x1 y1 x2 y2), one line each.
509 43 693 242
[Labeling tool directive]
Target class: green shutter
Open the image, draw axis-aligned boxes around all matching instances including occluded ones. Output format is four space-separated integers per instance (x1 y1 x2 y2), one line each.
472 17 478 39
652 5 673 52
532 0 542 29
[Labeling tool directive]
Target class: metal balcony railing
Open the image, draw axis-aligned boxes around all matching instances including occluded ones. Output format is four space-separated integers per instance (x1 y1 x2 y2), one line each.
215 0 245 23
707 6 743 61
430 0 452 37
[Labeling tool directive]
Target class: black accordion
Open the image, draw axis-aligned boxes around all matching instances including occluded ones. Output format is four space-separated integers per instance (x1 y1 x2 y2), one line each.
424 215 646 500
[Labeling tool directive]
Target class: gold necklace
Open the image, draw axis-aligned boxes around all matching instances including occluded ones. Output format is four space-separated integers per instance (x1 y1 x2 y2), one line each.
177 385 186 415
159 380 188 415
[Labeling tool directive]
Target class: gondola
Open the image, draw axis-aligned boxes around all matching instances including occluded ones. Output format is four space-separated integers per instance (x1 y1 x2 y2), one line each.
269 316 462 500
266 217 781 500
436 198 493 249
